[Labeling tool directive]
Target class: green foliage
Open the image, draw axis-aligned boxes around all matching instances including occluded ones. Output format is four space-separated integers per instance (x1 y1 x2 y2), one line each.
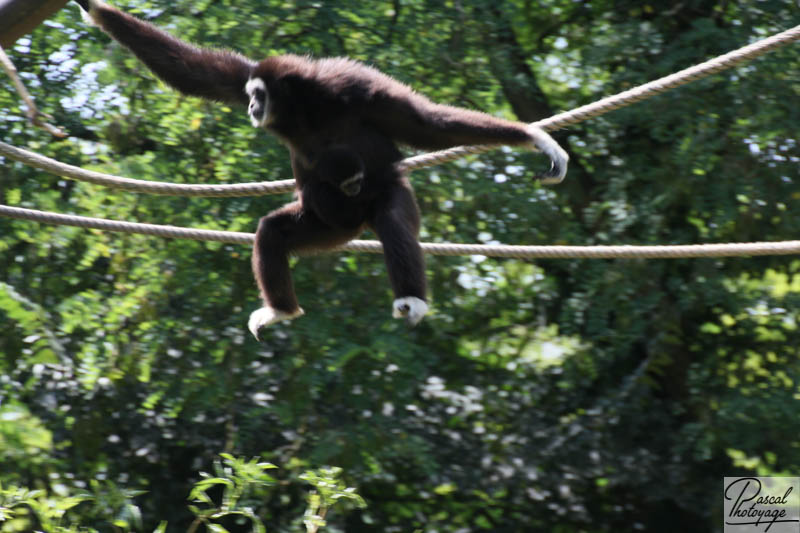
0 483 91 533
300 467 366 533
188 454 276 533
1 0 799 531
0 457 365 532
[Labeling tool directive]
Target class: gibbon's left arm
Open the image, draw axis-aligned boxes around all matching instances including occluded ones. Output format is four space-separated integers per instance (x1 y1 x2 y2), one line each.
74 0 254 106
360 70 569 182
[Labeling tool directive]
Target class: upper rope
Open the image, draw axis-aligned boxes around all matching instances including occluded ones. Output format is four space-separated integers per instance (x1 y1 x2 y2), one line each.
2 24 798 197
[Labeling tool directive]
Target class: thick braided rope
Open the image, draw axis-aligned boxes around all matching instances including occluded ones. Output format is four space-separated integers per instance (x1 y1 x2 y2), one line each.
0 140 295 197
4 205 800 259
398 24 800 172
2 25 798 193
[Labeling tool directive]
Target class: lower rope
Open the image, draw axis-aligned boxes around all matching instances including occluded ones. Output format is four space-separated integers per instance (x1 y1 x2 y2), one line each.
3 204 800 259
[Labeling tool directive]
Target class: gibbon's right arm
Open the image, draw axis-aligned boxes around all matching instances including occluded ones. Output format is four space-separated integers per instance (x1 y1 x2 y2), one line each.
74 0 255 106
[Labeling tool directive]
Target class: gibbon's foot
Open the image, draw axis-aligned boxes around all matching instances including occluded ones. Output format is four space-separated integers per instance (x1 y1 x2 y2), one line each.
74 0 100 11
392 297 428 326
525 124 569 185
248 306 304 340
339 171 364 197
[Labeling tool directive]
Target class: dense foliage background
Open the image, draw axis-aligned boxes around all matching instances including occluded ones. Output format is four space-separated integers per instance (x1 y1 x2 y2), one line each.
2 0 799 531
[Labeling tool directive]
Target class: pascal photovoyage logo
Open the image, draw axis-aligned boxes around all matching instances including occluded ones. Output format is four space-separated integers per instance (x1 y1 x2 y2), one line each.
724 477 800 533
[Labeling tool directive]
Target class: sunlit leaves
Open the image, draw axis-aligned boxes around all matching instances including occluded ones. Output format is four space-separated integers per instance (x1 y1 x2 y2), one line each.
1 0 800 530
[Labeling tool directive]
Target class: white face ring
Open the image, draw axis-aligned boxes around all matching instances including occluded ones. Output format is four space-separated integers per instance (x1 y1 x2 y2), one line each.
245 77 270 127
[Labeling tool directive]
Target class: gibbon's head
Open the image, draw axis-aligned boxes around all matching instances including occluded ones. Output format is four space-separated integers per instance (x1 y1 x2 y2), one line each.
245 77 270 128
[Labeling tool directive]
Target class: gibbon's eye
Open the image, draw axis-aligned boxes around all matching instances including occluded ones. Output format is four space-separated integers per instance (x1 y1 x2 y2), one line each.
254 88 266 102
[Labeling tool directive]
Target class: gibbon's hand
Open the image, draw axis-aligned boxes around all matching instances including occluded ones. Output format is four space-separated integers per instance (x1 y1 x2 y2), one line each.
74 0 90 11
339 171 364 197
525 124 569 185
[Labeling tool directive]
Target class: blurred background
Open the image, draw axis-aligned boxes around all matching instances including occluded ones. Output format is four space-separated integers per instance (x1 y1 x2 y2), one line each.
1 0 799 531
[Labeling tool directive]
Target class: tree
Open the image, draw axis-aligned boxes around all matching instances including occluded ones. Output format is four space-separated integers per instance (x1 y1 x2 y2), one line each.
1 1 799 531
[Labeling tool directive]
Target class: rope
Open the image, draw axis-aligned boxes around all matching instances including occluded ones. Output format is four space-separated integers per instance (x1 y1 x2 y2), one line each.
3 204 800 259
386 23 800 171
0 140 295 197
3 26 799 259
2 24 798 194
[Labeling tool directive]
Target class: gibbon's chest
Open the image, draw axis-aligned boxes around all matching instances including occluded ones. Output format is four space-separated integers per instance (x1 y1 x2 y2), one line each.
265 74 357 137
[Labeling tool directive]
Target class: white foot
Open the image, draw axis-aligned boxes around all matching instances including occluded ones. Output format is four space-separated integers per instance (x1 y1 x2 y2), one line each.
392 297 428 326
248 306 304 340
80 7 98 25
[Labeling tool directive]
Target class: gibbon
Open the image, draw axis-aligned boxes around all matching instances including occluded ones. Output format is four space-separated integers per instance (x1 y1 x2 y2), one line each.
74 0 569 339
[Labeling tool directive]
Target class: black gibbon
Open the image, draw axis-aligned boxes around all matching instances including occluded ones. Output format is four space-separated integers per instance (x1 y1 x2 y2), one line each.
74 0 569 339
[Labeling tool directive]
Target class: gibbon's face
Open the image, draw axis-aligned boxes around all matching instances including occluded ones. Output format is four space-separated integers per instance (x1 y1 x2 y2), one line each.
245 77 269 127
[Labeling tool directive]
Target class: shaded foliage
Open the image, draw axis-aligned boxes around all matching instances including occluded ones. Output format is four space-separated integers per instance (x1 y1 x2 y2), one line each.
1 0 799 531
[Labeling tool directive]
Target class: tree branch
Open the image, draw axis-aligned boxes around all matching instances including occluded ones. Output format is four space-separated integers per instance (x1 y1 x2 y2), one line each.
0 45 66 138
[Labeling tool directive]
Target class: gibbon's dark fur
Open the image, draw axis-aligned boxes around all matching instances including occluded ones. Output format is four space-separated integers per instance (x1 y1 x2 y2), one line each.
74 0 569 337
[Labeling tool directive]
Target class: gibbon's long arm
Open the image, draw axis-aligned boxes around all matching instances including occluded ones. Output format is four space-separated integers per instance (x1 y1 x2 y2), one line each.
74 0 254 106
367 91 569 182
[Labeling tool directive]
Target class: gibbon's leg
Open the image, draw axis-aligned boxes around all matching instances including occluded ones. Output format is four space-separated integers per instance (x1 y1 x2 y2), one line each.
249 201 362 339
74 0 254 106
301 182 368 230
368 92 568 183
368 178 429 325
